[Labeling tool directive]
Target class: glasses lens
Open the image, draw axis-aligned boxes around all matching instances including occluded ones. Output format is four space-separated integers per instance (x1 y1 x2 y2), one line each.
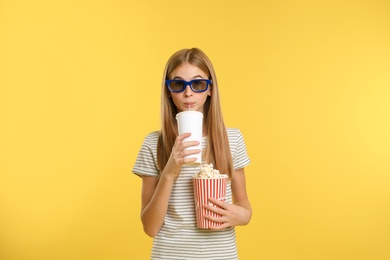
169 81 185 92
191 80 207 92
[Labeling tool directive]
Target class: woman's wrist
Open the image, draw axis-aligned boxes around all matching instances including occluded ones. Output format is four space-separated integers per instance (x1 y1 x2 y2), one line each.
160 170 178 183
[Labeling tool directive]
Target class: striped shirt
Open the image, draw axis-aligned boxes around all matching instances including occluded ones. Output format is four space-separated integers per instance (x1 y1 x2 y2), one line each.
133 128 250 260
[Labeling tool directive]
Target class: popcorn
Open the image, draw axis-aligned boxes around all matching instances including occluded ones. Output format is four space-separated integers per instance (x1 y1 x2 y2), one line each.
192 163 228 228
193 163 227 179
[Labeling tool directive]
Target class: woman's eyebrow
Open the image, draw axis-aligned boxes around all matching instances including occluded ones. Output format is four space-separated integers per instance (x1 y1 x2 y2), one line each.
172 75 204 80
192 75 205 79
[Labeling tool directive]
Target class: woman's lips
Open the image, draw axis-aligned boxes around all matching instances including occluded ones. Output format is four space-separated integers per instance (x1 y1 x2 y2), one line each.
184 102 195 107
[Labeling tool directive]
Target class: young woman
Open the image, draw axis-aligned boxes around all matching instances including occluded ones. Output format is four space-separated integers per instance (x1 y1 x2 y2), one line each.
133 48 252 259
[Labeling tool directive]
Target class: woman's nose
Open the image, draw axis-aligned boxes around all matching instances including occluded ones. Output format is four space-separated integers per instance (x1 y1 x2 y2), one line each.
183 85 193 97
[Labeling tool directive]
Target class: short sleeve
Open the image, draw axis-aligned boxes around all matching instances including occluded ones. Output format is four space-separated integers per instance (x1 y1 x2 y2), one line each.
228 128 250 170
132 131 160 178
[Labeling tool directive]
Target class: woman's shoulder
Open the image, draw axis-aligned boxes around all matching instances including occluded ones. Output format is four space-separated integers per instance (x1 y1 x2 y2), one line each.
225 128 247 146
226 127 243 137
145 130 160 138
142 131 160 144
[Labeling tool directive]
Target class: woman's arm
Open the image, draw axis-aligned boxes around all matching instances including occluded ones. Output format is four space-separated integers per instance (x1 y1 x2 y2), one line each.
231 168 252 223
204 168 252 229
140 133 201 237
140 175 174 237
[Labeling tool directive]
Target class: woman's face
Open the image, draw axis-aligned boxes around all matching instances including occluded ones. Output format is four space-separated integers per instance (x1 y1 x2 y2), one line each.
169 63 211 113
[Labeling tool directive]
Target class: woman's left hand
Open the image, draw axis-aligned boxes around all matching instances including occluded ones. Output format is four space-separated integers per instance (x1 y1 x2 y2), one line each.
203 168 252 230
203 197 251 230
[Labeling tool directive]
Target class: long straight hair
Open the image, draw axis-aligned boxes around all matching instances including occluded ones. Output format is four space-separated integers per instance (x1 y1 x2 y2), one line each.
157 48 234 178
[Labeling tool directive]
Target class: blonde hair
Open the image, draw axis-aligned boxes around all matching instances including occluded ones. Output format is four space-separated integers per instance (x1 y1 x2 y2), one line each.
157 48 234 178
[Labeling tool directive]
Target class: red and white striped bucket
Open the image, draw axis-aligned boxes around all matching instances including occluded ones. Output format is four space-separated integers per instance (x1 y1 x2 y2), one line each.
193 177 227 229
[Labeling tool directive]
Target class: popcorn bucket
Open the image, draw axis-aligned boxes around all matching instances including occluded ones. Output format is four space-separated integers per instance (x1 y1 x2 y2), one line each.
193 177 228 229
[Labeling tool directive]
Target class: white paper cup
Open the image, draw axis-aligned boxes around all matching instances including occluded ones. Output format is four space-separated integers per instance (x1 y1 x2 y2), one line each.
193 177 228 229
176 111 203 165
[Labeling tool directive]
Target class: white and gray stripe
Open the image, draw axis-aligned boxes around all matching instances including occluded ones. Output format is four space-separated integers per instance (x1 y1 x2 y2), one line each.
133 128 250 260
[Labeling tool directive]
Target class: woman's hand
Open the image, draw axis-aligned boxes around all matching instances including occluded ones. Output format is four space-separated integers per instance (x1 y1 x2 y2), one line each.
203 198 252 230
203 168 252 230
161 132 201 180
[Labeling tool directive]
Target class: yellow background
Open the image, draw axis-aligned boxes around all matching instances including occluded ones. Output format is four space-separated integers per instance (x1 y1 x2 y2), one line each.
1 0 389 259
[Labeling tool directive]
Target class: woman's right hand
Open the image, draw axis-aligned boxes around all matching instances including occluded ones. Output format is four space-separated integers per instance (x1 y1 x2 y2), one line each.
141 133 200 237
162 132 201 180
